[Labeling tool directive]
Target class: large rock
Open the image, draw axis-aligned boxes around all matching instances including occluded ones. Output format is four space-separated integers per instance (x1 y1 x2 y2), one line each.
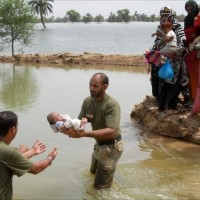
130 96 200 145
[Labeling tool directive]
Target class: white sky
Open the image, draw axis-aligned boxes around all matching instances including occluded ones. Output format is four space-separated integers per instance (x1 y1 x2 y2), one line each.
50 0 189 18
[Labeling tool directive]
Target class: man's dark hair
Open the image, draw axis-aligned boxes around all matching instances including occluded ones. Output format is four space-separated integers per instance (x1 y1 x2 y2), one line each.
94 72 109 85
0 111 18 136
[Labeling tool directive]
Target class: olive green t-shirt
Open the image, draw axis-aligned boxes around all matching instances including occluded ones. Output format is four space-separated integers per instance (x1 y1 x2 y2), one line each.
78 94 121 142
0 141 33 200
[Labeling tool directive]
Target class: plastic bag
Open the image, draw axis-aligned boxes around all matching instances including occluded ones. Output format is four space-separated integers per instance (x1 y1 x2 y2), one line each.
158 58 174 80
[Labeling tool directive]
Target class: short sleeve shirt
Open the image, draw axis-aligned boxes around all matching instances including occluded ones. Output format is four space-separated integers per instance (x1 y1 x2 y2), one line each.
78 94 121 142
166 30 177 47
0 141 33 200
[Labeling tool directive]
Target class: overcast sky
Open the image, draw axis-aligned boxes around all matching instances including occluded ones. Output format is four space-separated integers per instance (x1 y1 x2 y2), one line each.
50 0 188 18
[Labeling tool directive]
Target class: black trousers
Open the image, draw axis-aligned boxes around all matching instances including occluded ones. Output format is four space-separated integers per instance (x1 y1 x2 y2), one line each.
158 78 180 111
151 63 159 98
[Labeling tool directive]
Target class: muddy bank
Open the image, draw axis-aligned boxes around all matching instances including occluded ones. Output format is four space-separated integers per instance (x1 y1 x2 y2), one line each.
0 52 146 67
130 96 200 145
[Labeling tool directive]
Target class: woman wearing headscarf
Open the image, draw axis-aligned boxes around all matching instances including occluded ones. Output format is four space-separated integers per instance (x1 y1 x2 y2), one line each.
149 7 188 105
159 6 187 54
184 0 200 114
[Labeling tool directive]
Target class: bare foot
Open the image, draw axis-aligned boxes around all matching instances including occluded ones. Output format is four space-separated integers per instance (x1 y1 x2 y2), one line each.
187 112 196 118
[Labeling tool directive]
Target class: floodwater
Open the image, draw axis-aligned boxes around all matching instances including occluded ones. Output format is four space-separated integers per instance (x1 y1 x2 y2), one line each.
0 63 200 200
0 22 159 55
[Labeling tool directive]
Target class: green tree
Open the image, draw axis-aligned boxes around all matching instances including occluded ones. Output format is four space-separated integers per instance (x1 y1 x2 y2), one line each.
94 14 104 23
117 9 131 22
140 13 149 22
177 14 185 22
0 0 35 56
66 10 81 22
82 13 93 23
150 14 156 22
28 0 54 29
133 11 139 21
107 12 116 22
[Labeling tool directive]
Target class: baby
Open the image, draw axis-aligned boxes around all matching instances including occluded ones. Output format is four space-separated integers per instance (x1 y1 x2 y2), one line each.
47 112 87 133
160 21 177 53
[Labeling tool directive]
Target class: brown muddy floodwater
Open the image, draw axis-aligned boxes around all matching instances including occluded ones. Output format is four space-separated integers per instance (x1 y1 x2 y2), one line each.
1 63 200 200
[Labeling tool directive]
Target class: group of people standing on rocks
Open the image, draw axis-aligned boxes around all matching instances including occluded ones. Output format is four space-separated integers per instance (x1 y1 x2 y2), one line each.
145 0 200 116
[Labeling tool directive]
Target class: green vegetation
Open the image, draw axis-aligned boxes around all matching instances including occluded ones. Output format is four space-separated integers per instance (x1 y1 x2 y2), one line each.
43 9 186 23
117 9 131 22
28 0 54 28
0 0 35 56
66 10 81 22
94 15 104 23
82 13 94 24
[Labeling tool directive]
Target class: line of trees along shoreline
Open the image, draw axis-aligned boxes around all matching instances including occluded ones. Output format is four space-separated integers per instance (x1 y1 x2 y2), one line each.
42 9 186 23
0 0 186 56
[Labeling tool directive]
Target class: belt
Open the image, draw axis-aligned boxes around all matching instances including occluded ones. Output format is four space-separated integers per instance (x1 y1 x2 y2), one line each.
97 135 122 146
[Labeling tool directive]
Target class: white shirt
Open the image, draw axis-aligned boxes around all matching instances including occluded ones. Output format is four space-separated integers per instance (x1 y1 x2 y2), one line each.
165 30 177 47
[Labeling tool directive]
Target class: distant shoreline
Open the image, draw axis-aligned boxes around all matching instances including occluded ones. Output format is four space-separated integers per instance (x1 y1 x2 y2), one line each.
0 52 146 67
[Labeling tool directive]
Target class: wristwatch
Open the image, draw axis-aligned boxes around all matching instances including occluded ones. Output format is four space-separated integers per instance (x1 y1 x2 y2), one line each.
47 156 53 164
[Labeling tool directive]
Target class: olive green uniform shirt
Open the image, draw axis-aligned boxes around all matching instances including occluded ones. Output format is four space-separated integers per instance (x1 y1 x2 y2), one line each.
0 141 33 200
78 94 121 142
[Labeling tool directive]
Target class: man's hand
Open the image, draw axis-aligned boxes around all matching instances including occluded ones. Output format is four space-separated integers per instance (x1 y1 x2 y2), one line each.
68 129 84 138
32 140 46 155
18 144 29 153
22 140 46 158
61 127 85 138
47 148 58 161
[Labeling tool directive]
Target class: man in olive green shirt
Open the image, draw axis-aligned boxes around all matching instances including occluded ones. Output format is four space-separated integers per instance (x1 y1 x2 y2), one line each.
0 111 57 200
68 72 124 189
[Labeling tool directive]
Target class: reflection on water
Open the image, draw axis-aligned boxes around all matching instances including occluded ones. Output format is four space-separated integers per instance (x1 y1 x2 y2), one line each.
0 63 38 112
0 63 200 200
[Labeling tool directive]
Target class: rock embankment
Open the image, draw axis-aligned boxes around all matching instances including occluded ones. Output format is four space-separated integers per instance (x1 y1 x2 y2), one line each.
0 52 146 67
130 96 200 145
